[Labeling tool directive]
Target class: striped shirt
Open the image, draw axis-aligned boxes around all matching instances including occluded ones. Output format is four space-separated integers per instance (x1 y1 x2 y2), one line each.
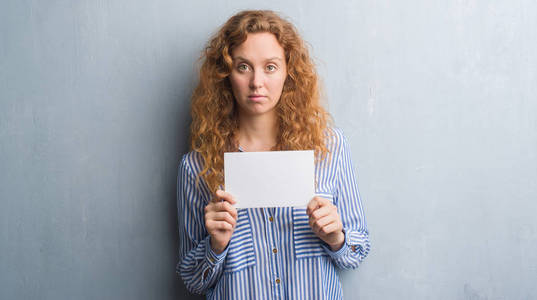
176 127 371 299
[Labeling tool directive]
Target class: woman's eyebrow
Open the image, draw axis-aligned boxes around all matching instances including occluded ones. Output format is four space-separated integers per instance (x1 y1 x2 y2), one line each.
233 56 283 63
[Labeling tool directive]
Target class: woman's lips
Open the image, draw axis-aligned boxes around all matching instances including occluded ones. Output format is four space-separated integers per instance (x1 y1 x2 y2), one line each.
248 95 266 101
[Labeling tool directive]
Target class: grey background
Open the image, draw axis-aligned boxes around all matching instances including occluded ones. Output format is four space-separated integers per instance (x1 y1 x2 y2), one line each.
1 0 536 299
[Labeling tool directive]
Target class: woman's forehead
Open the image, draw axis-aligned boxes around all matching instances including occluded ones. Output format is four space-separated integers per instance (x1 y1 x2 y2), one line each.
231 33 285 61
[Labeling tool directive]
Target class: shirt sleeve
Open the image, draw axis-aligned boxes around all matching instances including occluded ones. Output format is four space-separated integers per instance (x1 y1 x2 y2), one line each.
176 154 229 294
320 131 371 269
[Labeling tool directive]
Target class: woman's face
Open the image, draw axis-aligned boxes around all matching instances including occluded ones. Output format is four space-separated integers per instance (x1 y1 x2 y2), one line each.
229 32 287 118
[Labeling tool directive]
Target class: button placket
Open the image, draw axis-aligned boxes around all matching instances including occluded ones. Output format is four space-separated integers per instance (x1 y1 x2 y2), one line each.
202 268 210 280
264 207 283 295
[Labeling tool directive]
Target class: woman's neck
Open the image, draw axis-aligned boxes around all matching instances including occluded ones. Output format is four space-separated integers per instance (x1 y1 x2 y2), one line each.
237 112 278 151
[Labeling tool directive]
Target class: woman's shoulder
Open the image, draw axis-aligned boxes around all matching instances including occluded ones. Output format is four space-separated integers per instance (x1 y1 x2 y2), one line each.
179 150 205 176
179 127 350 170
324 125 350 151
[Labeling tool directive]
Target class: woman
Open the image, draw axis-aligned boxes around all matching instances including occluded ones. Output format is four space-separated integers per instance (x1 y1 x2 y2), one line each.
176 9 371 299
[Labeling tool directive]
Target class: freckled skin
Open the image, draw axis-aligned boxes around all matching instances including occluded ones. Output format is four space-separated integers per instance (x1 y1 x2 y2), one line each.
229 32 287 118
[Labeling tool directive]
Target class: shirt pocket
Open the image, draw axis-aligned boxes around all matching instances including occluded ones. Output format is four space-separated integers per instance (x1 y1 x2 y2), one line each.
223 208 256 273
292 193 334 260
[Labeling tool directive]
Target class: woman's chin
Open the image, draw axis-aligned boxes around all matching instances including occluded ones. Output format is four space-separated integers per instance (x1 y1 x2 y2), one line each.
239 107 277 117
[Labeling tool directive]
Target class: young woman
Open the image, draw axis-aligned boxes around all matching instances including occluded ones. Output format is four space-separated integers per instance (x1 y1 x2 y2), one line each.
176 9 371 299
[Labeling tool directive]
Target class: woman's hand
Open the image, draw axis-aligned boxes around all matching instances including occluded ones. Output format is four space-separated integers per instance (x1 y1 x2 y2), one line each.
204 190 238 255
307 196 345 251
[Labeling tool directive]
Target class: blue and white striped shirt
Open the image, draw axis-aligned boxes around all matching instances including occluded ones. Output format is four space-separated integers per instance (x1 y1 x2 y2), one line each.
176 127 371 299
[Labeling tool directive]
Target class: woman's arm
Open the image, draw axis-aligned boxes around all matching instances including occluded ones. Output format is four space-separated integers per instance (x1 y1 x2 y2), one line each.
321 131 371 269
176 155 228 294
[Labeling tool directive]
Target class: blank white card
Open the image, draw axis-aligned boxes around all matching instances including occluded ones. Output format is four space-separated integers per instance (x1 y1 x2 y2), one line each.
224 150 315 209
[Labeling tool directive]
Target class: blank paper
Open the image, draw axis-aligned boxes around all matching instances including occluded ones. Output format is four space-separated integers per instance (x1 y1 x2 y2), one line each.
224 150 315 209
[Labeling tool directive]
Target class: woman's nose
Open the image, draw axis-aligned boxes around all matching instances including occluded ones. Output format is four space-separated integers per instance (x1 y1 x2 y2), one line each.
249 70 264 89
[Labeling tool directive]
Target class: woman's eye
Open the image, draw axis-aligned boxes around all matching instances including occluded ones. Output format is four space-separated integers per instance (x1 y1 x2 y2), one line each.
267 65 277 71
237 64 249 71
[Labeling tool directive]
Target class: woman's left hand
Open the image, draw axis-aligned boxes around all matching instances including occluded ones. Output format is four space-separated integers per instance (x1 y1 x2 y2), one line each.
306 196 345 251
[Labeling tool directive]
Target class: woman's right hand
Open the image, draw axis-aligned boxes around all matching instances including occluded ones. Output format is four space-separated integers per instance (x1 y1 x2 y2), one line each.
204 189 238 255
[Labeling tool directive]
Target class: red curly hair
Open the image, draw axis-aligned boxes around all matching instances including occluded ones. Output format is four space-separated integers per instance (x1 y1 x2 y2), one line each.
189 9 335 194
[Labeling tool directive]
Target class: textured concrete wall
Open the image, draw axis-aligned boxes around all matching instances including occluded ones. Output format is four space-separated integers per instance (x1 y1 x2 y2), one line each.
1 1 536 299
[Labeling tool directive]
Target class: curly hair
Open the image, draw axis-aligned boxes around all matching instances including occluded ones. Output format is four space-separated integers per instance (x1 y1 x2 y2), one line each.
189 9 335 194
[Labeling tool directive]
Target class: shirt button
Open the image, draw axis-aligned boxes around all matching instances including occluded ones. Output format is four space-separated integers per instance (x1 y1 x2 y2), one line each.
275 278 281 284
209 256 215 263
269 216 274 222
351 245 356 252
272 248 278 253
